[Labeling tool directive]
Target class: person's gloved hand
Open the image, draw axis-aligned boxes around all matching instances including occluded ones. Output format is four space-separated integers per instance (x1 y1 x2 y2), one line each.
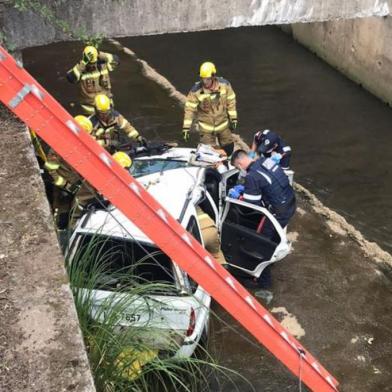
82 51 96 65
229 119 238 131
95 127 105 137
248 151 257 159
228 184 245 199
81 54 89 65
137 135 148 147
182 129 190 142
66 181 82 195
271 152 282 164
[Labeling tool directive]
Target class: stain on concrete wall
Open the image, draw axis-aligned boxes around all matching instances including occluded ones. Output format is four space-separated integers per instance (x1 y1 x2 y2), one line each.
231 0 389 26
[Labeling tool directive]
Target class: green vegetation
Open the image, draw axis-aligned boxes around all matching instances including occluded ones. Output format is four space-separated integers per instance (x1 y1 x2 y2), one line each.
66 232 249 392
1 0 103 50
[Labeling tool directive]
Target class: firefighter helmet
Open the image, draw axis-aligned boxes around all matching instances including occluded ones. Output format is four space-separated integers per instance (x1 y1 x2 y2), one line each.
199 62 216 78
74 115 93 134
94 94 111 112
83 46 98 63
113 151 133 168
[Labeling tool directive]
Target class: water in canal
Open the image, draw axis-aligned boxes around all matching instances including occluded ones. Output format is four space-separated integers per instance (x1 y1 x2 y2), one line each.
23 26 392 391
24 26 392 255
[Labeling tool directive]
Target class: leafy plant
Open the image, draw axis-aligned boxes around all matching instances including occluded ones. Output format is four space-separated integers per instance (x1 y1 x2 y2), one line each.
65 231 248 392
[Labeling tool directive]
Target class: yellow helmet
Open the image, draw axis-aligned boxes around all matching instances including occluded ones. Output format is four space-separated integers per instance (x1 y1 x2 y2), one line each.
83 46 98 63
112 151 133 168
200 62 216 78
74 115 93 134
94 94 111 112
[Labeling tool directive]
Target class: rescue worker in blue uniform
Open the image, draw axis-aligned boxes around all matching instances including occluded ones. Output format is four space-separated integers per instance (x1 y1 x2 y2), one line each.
250 129 292 170
230 149 296 240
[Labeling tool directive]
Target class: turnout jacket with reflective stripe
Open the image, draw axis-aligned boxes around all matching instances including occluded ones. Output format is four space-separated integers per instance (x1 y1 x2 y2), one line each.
44 149 81 189
89 111 140 149
243 158 294 210
66 52 119 105
183 77 237 133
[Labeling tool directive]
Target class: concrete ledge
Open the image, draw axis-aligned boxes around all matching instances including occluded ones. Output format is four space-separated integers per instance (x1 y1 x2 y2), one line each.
2 0 389 50
0 105 95 391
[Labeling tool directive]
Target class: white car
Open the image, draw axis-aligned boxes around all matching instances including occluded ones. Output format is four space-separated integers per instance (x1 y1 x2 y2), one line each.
67 145 292 357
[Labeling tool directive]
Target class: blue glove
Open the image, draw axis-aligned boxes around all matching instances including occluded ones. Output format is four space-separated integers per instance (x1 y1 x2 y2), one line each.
271 152 282 164
228 188 241 199
248 151 257 159
228 184 244 199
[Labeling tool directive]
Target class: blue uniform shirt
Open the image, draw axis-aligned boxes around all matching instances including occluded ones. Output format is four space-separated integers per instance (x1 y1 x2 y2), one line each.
243 158 295 212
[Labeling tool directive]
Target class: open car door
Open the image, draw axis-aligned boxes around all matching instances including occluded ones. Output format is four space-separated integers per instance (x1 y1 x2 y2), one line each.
220 198 291 279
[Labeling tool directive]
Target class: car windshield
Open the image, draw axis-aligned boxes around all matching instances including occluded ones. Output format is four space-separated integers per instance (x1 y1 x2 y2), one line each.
130 159 188 178
69 233 178 294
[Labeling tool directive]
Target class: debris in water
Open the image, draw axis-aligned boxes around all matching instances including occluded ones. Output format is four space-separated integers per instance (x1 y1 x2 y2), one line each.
351 336 359 344
366 337 374 345
373 366 382 374
287 231 299 243
356 355 366 362
270 306 305 339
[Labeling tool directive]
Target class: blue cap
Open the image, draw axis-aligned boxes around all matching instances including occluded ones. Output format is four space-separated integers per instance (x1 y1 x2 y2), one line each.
258 130 279 153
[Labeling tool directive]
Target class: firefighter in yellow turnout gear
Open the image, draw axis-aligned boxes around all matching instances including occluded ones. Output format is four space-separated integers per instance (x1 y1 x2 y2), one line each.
183 62 238 156
44 115 96 227
66 46 119 115
45 115 93 191
89 94 144 153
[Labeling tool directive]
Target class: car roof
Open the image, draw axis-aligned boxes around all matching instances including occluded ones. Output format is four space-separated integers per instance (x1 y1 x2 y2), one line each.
78 165 202 243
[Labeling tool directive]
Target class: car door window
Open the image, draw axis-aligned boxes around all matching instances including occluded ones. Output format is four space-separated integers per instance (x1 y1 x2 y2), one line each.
220 169 240 198
220 201 282 272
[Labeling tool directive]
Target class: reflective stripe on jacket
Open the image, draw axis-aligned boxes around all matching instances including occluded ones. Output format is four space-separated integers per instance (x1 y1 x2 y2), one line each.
44 150 81 189
66 52 119 105
183 77 237 133
243 158 294 211
89 110 140 149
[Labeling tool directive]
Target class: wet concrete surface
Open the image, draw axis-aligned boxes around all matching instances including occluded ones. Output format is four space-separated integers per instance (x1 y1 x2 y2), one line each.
211 197 392 391
21 27 392 391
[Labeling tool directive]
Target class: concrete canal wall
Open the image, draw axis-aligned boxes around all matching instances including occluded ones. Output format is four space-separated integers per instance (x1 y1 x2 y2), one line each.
1 0 388 50
290 6 392 105
0 107 96 392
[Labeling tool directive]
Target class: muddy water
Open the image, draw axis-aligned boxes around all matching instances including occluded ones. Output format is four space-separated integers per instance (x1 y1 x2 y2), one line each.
23 27 392 254
118 27 392 256
23 26 392 391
